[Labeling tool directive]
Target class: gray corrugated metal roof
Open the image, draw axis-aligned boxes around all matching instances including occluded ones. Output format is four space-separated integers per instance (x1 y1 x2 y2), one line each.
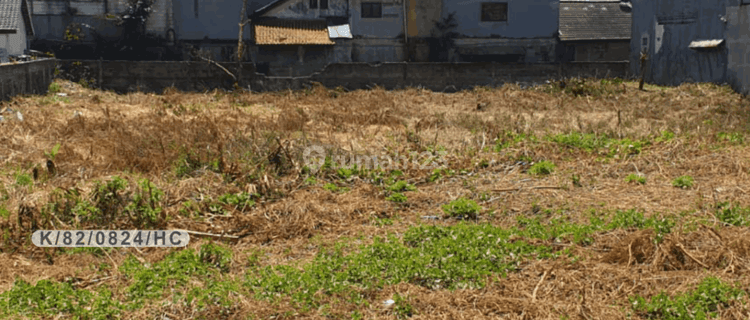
328 24 351 38
559 1 631 41
0 0 33 36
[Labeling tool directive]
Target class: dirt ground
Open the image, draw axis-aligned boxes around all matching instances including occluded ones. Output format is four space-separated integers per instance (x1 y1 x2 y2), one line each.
1 79 750 319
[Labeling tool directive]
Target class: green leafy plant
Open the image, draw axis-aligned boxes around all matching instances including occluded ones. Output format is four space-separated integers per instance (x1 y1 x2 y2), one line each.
73 200 101 223
388 180 416 193
494 131 533 152
304 176 317 185
715 202 750 227
15 172 33 187
571 174 582 187
125 179 164 227
323 183 348 193
48 82 61 95
0 279 122 319
44 143 61 161
246 223 561 309
217 192 256 212
549 133 647 157
337 167 355 179
717 132 744 145
625 173 646 185
120 248 221 303
441 197 482 219
386 192 408 203
630 276 744 320
607 209 675 243
428 169 443 182
393 293 414 319
91 176 128 223
655 130 675 143
672 175 694 189
528 161 556 176
0 204 9 219
199 242 233 273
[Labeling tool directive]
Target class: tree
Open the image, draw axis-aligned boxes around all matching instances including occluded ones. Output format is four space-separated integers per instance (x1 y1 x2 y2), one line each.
236 0 251 89
119 0 155 51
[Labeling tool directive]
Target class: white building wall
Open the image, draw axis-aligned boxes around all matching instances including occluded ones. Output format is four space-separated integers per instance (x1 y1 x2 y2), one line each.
2 22 28 56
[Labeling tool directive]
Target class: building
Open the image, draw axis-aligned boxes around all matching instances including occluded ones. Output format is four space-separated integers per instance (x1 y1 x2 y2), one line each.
558 0 631 62
31 0 171 42
443 0 559 63
30 0 176 59
630 0 728 85
28 0 277 60
248 0 352 76
0 0 34 60
173 0 276 61
725 0 750 95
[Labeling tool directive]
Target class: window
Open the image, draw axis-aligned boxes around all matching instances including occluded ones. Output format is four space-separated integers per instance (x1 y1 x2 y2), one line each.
321 0 328 9
309 0 317 9
361 2 382 18
481 2 507 22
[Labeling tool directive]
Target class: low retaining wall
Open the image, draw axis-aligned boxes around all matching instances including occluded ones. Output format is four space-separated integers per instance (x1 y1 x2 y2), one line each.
0 59 56 101
56 60 632 93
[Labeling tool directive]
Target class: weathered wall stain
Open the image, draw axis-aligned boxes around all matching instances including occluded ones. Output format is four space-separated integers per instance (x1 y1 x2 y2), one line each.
0 59 55 101
631 0 728 86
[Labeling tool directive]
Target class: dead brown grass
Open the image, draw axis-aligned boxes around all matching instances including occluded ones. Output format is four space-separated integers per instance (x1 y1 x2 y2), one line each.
1 79 750 319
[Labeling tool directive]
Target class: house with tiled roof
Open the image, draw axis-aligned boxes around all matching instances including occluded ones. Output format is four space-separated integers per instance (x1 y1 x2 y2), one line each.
557 0 632 62
0 0 34 60
248 0 355 76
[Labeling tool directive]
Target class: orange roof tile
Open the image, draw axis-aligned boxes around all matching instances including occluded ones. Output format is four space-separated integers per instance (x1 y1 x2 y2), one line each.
254 19 335 45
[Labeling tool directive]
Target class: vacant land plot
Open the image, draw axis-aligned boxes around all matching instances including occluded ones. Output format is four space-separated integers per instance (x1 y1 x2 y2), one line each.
1 78 750 319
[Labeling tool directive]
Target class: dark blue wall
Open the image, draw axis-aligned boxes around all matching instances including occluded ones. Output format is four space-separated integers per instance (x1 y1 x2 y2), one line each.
631 0 728 85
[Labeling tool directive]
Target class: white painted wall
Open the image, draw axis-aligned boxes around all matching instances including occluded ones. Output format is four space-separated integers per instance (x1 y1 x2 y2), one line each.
1 22 28 56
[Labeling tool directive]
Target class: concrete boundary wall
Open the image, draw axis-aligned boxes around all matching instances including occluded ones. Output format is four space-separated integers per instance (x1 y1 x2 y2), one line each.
56 60 632 94
0 59 56 101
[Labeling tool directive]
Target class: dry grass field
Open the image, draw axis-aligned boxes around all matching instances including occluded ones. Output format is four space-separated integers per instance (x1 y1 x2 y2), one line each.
1 78 750 319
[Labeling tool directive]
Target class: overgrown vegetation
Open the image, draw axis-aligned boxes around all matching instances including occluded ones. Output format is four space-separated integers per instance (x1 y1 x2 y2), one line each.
630 277 745 320
2 79 750 319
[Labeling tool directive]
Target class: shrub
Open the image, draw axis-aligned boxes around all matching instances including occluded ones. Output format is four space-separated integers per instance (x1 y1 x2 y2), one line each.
388 180 416 193
92 176 128 222
528 161 555 176
672 175 694 189
48 82 61 95
625 173 646 185
199 242 233 273
386 192 407 203
125 179 164 227
441 197 482 219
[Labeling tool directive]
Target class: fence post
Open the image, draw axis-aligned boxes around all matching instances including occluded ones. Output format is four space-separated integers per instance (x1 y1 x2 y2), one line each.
26 63 32 94
98 58 103 89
